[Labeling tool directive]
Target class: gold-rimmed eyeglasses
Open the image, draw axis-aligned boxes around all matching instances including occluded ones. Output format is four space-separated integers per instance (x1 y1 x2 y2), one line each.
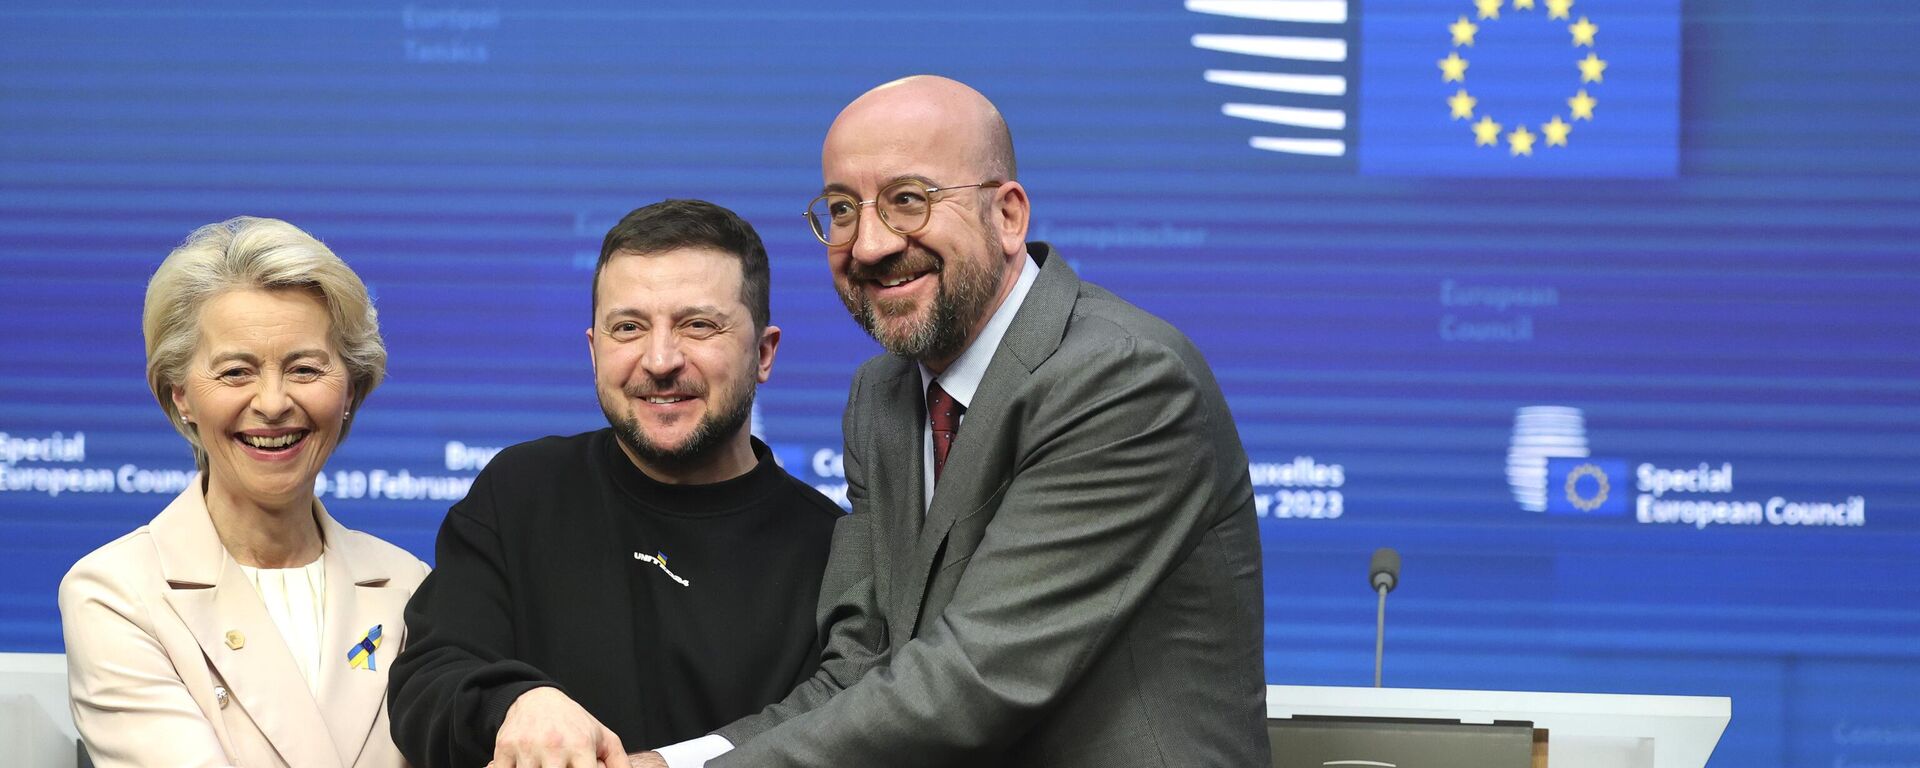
805 179 1004 246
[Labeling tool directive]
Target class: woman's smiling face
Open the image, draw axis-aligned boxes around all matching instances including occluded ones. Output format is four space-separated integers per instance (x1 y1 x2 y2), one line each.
171 287 349 511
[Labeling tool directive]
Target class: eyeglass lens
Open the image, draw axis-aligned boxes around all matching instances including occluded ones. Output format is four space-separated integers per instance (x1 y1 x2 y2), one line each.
809 180 936 245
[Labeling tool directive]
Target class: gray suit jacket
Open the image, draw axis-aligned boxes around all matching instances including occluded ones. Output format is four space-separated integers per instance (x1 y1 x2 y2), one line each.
715 244 1267 767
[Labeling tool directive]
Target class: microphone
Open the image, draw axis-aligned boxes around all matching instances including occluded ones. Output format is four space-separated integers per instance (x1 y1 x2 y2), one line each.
1369 548 1400 687
1370 547 1400 593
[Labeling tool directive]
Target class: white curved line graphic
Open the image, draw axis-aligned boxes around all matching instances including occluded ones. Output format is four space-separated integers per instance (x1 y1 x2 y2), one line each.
1250 137 1347 156
1186 0 1348 24
1192 33 1347 62
1205 69 1347 96
1224 103 1346 130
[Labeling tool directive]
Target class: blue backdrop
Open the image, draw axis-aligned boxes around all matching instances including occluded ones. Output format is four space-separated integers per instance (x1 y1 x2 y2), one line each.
2 2 1916 765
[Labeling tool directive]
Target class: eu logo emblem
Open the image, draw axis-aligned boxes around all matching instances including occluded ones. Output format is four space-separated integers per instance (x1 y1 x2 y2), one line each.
1357 0 1679 176
1546 458 1629 516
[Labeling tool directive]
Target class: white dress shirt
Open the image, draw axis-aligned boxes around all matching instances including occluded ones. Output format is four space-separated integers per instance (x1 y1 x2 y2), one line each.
918 252 1041 510
238 555 327 695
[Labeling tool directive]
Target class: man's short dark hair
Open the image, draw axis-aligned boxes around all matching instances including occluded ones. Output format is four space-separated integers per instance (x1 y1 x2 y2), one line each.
593 199 771 329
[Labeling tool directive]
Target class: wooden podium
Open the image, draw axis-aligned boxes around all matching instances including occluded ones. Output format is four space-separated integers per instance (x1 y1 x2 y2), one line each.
1267 685 1731 768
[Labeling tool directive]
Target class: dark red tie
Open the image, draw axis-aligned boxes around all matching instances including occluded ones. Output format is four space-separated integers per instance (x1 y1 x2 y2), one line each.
927 381 964 482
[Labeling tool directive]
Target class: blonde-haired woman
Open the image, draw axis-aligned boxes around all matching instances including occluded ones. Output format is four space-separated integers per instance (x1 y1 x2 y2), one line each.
60 217 426 767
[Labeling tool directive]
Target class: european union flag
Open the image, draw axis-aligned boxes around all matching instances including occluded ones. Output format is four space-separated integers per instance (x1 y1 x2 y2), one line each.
1545 457 1628 516
1357 0 1679 176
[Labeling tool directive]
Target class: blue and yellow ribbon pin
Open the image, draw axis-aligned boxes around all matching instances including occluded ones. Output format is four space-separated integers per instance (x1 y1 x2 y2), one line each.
347 624 384 670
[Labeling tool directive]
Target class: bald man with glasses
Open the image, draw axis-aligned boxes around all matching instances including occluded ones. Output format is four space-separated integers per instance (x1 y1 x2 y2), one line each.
642 75 1268 768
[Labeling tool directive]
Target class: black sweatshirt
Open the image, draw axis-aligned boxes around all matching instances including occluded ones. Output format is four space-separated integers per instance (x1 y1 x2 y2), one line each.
389 430 841 768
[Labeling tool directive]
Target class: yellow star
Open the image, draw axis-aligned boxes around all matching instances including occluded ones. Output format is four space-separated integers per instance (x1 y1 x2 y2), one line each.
1508 125 1537 156
1439 51 1470 82
1448 89 1477 120
1546 0 1573 20
1542 116 1572 146
1513 0 1536 8
1578 52 1607 82
1473 116 1503 147
1569 16 1598 46
1475 0 1501 20
1449 15 1479 46
1568 89 1597 120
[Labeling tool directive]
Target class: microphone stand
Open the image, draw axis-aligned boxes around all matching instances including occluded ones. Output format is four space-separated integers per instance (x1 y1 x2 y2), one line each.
1375 582 1388 688
1369 547 1399 688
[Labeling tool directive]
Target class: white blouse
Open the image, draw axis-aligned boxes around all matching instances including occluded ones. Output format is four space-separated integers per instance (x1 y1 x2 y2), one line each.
238 556 327 695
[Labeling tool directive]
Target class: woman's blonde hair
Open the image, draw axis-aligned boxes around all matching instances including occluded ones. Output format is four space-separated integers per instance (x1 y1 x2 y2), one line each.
143 217 385 471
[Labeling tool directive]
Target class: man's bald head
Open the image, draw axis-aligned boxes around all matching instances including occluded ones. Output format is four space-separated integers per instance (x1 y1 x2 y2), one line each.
825 75 1016 182
818 75 1032 371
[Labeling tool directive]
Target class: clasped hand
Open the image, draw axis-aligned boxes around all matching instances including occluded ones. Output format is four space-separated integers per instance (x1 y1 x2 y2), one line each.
490 687 625 768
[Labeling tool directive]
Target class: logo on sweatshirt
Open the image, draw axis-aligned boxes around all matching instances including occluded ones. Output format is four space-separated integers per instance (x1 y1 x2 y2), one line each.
633 550 691 587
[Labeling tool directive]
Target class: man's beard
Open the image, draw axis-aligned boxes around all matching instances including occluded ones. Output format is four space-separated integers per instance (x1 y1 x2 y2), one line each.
600 377 755 475
840 224 1006 362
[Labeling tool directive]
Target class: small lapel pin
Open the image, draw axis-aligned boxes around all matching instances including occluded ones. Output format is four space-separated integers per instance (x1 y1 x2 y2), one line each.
347 624 384 670
214 685 230 709
224 630 245 650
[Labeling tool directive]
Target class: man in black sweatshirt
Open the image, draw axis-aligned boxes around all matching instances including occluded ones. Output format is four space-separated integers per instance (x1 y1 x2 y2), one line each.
389 199 844 768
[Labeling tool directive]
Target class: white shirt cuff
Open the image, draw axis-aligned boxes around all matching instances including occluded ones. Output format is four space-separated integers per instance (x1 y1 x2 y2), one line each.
654 734 733 768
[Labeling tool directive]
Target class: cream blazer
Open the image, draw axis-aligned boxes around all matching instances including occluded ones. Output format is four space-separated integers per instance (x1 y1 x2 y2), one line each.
59 482 429 768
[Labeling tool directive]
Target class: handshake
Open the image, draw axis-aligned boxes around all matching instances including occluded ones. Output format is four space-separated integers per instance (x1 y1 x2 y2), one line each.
489 688 669 768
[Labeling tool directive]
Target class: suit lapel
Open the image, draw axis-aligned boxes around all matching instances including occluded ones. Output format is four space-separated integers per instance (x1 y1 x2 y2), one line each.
994 245 1077 378
864 360 930 633
313 506 409 768
898 246 1081 638
154 486 344 768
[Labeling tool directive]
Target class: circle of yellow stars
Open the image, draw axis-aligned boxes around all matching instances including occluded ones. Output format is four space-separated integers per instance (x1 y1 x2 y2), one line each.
1439 0 1605 157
